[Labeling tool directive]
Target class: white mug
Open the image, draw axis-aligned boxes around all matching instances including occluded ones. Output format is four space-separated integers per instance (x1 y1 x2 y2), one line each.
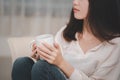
30 34 54 48
30 34 54 60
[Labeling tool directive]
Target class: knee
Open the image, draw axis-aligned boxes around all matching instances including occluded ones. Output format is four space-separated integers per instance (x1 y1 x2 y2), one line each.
32 60 50 71
32 60 53 74
31 60 66 80
13 57 34 69
32 60 59 73
12 57 34 80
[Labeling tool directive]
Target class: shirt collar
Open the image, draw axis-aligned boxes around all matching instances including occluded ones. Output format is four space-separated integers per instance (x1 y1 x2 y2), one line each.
75 32 104 52
75 32 79 41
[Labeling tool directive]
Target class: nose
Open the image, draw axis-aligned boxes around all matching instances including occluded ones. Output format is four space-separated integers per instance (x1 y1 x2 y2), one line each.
73 0 79 5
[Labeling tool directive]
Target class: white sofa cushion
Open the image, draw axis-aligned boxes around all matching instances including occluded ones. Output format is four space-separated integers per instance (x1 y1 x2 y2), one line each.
8 37 34 63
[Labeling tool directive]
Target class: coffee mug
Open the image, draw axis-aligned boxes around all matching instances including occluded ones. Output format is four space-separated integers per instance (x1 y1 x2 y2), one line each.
30 34 54 48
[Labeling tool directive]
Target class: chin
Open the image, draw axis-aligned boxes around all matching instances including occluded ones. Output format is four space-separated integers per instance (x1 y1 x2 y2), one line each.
74 14 86 20
74 15 83 20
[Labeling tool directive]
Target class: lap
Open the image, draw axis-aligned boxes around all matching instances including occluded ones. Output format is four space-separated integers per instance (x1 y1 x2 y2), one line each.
13 57 66 80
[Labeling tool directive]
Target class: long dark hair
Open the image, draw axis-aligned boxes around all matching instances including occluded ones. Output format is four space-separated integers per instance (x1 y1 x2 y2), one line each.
63 0 120 42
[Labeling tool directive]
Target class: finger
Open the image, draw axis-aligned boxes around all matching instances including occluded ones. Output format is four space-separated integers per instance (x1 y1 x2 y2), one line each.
33 43 36 47
40 55 53 64
38 45 52 56
32 43 37 51
31 50 37 58
35 54 40 60
54 42 60 49
32 48 37 54
37 49 54 60
42 42 55 51
32 54 39 60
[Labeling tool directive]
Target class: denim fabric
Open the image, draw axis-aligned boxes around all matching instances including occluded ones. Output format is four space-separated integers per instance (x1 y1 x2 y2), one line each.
12 57 66 80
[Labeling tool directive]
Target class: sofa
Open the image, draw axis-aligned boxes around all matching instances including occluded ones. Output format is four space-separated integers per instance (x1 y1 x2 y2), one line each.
8 37 34 63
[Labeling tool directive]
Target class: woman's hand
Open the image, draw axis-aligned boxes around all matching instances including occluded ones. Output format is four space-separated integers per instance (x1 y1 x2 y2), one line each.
37 43 74 78
31 43 40 60
36 42 64 66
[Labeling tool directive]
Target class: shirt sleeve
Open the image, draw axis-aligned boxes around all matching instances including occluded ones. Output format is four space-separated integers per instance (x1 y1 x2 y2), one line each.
69 45 120 80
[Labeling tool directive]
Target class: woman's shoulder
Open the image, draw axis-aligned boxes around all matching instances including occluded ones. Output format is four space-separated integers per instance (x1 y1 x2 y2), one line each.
108 37 120 56
56 25 66 36
55 25 69 44
110 37 120 45
55 25 66 42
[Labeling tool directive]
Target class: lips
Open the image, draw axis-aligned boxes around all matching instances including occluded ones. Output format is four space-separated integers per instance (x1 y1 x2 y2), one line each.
73 8 80 12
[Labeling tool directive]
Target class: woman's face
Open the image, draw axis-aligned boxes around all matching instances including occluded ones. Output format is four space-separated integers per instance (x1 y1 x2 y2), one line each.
73 0 89 19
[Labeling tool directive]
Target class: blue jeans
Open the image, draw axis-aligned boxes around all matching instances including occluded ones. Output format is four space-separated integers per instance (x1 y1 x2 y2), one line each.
12 57 66 80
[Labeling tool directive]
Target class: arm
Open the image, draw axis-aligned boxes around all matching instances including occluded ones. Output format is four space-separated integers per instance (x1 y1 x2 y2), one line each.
60 61 120 80
57 58 74 78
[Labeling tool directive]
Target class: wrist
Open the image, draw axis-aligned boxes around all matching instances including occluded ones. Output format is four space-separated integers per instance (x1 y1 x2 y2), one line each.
57 58 74 78
57 58 66 69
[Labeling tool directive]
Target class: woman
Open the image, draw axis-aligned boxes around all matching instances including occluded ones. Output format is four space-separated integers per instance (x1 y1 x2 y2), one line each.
12 0 120 80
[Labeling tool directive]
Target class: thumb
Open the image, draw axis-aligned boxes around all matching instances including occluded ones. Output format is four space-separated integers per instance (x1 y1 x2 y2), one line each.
54 42 60 49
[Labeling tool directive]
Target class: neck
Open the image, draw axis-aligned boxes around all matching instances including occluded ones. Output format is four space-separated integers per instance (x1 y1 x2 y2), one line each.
83 19 91 32
81 20 99 41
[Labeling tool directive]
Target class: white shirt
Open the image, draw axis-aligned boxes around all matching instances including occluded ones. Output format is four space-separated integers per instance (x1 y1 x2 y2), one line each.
55 26 120 80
